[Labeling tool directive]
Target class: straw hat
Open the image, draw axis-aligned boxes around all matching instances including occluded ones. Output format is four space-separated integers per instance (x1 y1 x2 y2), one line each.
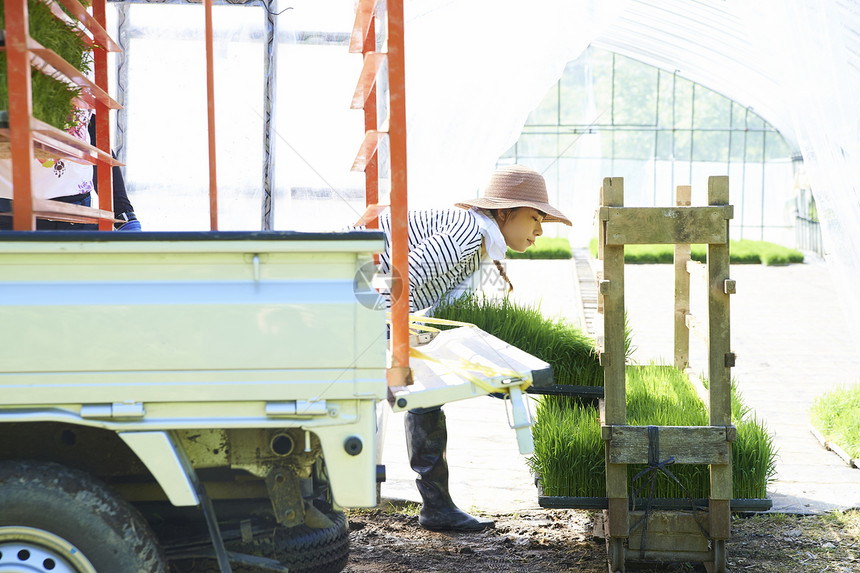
455 165 572 226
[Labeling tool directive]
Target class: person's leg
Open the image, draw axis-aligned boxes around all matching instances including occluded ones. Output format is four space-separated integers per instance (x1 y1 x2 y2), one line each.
405 406 494 531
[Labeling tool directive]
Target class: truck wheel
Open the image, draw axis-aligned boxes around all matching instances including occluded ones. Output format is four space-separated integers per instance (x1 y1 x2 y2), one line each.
0 460 166 573
244 500 349 573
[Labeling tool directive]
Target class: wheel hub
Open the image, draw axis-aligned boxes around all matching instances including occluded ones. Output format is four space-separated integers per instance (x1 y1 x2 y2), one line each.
0 527 97 573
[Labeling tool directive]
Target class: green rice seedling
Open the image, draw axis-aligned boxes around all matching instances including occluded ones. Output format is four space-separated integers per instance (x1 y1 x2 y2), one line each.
625 365 710 500
587 238 803 266
529 399 605 497
1 0 91 130
732 416 777 499
530 363 777 501
810 383 860 459
507 237 573 259
431 294 603 389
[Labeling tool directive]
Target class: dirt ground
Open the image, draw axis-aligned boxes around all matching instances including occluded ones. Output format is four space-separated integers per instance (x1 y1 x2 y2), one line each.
343 503 860 573
168 502 860 572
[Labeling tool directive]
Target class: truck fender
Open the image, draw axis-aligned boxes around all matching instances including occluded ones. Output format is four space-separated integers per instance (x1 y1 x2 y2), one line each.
312 399 379 508
118 430 199 506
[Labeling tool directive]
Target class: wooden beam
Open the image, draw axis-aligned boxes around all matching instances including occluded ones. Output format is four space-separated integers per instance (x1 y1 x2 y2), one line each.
600 206 733 245
674 185 692 370
603 425 734 465
707 176 733 508
602 177 628 542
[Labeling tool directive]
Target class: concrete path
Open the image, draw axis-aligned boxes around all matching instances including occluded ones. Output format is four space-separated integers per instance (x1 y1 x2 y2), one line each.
378 252 860 515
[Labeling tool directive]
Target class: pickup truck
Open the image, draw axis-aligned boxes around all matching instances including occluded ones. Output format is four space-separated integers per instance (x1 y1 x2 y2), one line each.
0 230 387 573
0 230 547 573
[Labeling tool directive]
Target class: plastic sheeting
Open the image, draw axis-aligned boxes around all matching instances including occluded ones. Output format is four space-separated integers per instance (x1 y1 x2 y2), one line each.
402 0 628 207
109 0 860 348
733 0 860 349
404 0 860 350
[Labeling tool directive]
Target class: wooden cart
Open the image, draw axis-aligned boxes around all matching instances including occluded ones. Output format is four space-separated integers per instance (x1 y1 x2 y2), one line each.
597 176 735 573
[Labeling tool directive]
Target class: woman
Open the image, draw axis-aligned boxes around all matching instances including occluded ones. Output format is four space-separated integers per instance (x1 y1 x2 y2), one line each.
373 164 572 532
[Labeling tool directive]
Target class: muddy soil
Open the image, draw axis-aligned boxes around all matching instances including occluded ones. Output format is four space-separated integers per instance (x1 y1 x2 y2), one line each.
170 505 860 573
343 506 860 573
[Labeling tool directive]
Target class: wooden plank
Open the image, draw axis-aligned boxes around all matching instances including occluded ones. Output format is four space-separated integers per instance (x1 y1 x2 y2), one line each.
601 177 628 534
602 177 626 427
628 510 711 553
603 425 733 465
629 549 713 563
707 176 733 504
707 176 732 427
597 185 605 261
607 497 628 537
601 206 732 245
674 185 691 370
709 498 731 539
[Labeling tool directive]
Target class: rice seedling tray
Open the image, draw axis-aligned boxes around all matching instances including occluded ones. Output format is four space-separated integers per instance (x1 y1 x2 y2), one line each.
526 384 603 399
536 495 771 513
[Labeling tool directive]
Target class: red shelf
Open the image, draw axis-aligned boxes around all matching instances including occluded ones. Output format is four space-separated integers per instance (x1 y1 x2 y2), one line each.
351 130 387 172
351 52 386 110
349 0 379 54
51 0 121 52
0 199 117 225
9 39 121 110
3 0 121 230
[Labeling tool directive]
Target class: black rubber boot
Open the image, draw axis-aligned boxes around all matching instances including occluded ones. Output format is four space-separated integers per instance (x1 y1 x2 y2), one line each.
405 408 495 532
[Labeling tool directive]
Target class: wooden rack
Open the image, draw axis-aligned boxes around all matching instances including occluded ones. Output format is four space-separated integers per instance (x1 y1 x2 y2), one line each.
350 0 411 385
2 0 122 230
597 176 735 573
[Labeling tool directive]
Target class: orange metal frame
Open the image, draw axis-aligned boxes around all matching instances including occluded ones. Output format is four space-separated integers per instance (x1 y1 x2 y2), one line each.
204 0 218 231
350 0 411 385
6 0 402 370
2 0 121 230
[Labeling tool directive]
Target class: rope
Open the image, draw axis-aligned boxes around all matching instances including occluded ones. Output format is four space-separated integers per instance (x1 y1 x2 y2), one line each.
629 426 711 559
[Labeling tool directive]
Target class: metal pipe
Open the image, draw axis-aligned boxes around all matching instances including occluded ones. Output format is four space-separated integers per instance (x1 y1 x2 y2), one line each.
204 0 219 230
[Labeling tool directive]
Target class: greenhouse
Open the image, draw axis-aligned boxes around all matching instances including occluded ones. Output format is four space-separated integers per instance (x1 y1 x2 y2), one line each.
2 0 859 572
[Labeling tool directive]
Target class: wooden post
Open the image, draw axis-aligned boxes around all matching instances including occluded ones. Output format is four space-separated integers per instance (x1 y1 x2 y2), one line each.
707 175 732 558
674 185 692 370
601 177 627 572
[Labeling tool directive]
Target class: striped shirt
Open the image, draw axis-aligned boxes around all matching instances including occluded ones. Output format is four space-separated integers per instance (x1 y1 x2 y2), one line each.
377 208 484 312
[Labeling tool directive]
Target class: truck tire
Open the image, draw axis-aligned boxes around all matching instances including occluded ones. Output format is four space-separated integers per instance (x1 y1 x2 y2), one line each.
217 500 348 573
0 460 166 573
270 502 348 573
